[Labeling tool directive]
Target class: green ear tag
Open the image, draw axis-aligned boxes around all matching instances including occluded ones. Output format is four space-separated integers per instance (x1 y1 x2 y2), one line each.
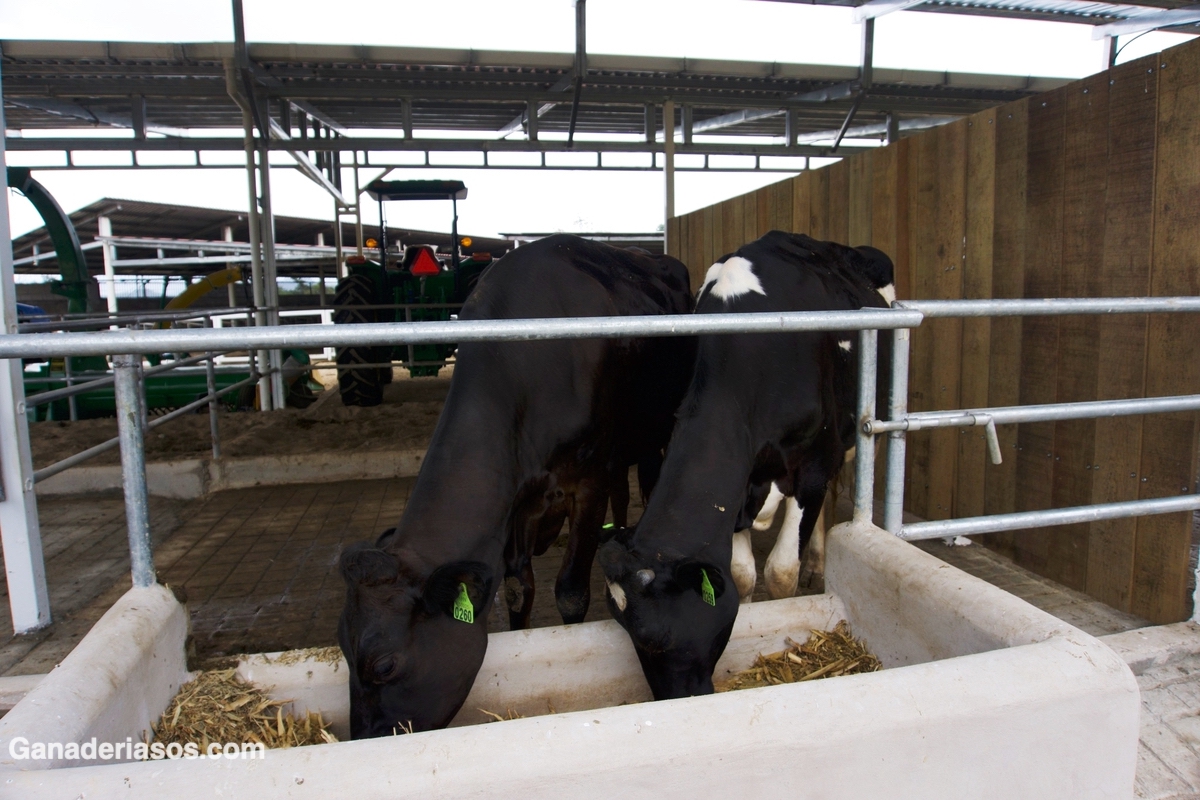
700 569 716 607
452 583 474 624
602 523 614 530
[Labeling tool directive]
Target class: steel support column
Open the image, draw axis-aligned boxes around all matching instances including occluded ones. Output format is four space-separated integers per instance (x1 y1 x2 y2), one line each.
256 100 286 410
239 99 272 412
0 69 51 632
663 100 675 246
112 354 155 588
853 328 878 522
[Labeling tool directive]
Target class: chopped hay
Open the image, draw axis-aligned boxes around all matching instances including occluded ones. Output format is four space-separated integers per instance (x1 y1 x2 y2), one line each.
714 620 881 692
262 646 344 669
150 669 337 752
477 707 524 723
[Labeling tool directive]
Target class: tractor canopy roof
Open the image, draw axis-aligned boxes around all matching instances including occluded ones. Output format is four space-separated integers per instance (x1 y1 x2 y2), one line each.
365 179 467 202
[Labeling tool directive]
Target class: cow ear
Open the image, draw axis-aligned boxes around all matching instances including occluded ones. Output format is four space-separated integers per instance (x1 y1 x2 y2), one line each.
674 560 727 603
423 561 493 623
598 538 635 581
340 542 400 587
375 527 399 548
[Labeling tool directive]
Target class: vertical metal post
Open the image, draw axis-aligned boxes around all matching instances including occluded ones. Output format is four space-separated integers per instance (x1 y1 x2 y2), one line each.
318 230 328 306
64 355 77 421
97 215 119 316
256 121 286 410
526 98 539 141
853 328 878 523
883 327 911 533
451 196 460 271
0 76 51 631
223 225 236 308
204 319 221 461
236 93 272 413
663 100 675 247
113 354 155 589
353 150 364 265
406 306 415 373
886 113 899 146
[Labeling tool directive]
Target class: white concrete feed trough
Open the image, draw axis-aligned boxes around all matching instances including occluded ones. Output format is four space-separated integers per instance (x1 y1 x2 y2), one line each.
0 520 1139 799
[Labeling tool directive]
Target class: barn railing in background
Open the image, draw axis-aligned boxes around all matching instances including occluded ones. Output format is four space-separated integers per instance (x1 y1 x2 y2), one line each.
0 296 1198 628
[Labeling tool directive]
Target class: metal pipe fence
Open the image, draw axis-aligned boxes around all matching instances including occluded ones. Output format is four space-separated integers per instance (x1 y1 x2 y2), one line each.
0 296 1198 619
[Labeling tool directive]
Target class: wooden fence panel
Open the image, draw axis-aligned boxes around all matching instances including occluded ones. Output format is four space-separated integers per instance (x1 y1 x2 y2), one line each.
1013 85 1068 575
957 110 998 520
1135 42 1200 623
1086 54 1160 612
792 172 811 236
1044 71 1110 590
983 100 1029 559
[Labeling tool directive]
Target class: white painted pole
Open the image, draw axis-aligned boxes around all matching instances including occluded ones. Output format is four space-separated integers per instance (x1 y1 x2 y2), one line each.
97 215 118 316
223 225 236 308
0 68 51 632
663 100 675 251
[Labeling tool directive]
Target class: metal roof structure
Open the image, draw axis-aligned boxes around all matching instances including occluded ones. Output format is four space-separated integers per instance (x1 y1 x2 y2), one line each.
770 0 1200 28
2 39 1071 168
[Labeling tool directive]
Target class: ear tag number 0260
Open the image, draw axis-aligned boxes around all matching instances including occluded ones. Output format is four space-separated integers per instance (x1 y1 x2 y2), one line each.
699 569 716 607
453 582 474 624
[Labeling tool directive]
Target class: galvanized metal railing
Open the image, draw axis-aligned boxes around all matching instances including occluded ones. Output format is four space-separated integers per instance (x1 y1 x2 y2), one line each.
0 296 1198 618
855 298 1200 545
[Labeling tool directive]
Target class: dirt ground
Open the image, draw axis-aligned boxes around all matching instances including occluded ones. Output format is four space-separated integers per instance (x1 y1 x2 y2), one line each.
29 371 450 469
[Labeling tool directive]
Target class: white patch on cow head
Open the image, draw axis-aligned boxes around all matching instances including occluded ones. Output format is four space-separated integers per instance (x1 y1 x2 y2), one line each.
635 569 656 587
699 256 766 302
877 283 896 306
838 339 852 352
606 580 627 612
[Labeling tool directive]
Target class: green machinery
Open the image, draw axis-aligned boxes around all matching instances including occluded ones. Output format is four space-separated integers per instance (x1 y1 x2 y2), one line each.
333 179 493 406
8 167 315 419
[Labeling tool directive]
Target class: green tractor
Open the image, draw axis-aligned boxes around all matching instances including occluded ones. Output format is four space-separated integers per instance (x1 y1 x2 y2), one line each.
333 179 493 406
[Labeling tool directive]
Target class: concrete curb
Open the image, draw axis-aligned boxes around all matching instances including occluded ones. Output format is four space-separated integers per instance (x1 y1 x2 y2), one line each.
1100 621 1200 675
34 449 427 499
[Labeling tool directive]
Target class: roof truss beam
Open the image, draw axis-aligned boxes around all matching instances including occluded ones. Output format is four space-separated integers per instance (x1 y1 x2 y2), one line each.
1093 7 1200 37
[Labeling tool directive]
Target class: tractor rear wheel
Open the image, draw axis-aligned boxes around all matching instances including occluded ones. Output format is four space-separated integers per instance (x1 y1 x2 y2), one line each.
333 274 386 407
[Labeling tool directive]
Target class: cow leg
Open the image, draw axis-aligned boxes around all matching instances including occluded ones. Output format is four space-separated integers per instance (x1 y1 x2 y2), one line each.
731 529 757 603
752 482 785 531
799 505 827 590
504 558 536 631
764 496 803 599
555 485 607 624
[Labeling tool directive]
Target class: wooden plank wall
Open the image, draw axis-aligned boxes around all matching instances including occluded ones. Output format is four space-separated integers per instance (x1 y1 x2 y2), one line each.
666 38 1200 623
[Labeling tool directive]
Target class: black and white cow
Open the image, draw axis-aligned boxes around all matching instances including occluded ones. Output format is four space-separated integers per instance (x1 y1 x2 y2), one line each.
338 234 695 737
599 231 893 700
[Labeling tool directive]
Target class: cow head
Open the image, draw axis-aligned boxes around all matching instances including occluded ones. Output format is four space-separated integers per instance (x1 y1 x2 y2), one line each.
338 529 494 738
598 534 736 700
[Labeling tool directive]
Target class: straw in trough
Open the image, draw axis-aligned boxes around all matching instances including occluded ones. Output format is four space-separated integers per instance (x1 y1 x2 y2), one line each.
714 620 881 692
149 668 337 753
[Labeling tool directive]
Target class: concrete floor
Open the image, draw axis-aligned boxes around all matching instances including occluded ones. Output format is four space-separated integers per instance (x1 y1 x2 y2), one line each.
1 482 1198 796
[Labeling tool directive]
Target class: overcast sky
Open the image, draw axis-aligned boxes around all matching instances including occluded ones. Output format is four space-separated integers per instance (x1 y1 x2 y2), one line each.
3 0 1195 241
